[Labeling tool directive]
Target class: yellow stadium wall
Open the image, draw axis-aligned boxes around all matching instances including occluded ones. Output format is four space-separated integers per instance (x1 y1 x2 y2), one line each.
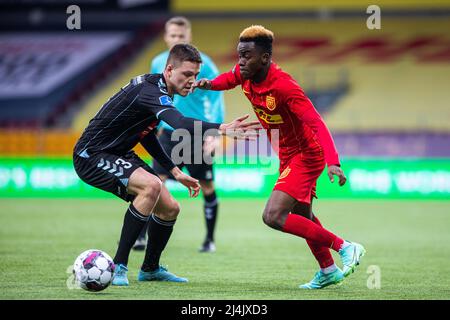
0 130 148 157
172 0 450 11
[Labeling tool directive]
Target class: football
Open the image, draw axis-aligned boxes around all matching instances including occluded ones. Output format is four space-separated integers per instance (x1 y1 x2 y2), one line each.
73 249 115 292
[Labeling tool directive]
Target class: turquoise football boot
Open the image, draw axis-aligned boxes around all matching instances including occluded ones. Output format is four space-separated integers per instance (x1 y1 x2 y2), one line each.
339 242 366 277
299 267 344 289
138 266 188 283
112 264 129 286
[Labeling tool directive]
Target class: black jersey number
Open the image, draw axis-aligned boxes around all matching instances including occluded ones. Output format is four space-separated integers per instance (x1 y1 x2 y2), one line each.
115 158 132 169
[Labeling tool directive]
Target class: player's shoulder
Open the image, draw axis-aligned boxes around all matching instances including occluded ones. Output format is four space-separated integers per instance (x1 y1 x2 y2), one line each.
139 75 174 109
143 73 160 86
271 63 302 92
141 73 170 97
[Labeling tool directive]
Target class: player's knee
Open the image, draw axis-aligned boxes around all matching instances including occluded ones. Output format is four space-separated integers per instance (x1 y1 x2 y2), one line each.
170 200 181 220
262 208 283 230
141 177 162 200
161 200 181 220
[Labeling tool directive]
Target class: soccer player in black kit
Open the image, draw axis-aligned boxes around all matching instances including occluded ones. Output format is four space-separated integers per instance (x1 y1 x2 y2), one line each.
73 44 260 286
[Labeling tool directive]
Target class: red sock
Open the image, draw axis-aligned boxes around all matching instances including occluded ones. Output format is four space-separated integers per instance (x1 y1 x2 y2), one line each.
306 216 335 268
282 213 344 252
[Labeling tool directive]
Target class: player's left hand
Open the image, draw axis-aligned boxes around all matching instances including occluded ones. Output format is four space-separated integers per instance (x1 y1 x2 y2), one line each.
171 167 201 197
327 165 347 186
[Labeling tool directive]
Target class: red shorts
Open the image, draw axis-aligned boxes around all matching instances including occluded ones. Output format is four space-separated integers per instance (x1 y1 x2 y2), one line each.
273 153 325 204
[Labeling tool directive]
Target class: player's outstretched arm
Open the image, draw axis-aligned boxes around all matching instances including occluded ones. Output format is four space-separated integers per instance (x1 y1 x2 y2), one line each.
190 78 212 92
191 66 241 93
218 114 262 140
158 109 261 140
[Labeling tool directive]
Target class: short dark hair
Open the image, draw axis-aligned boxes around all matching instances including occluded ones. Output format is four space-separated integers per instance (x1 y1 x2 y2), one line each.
239 25 274 55
165 16 191 31
166 43 202 67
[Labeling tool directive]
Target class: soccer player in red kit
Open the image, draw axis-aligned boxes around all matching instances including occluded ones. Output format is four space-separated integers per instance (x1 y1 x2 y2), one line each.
192 25 365 289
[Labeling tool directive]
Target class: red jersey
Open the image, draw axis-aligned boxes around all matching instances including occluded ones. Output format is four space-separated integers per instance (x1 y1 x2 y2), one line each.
211 63 340 167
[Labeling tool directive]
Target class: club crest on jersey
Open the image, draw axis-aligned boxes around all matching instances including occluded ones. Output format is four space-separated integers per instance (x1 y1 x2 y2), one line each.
266 95 276 111
279 166 291 179
159 95 173 106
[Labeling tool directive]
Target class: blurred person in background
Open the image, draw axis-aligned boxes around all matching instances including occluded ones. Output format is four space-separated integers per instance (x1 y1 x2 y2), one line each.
133 16 225 253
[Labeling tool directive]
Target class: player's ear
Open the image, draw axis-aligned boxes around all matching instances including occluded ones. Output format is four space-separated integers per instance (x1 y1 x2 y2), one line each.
261 52 270 65
166 64 174 77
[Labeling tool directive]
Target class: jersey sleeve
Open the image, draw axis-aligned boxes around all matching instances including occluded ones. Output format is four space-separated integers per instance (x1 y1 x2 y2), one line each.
157 108 221 135
277 78 341 166
210 64 242 91
140 130 176 172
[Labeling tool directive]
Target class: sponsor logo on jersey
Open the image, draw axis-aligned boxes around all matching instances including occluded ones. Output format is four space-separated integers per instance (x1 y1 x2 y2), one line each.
252 106 284 124
266 95 276 111
159 95 173 106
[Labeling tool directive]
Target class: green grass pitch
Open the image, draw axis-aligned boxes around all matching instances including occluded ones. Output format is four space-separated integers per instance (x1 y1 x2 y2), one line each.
1 198 449 300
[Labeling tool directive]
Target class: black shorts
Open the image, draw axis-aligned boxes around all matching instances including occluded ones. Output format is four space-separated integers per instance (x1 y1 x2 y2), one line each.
152 129 214 181
73 150 158 202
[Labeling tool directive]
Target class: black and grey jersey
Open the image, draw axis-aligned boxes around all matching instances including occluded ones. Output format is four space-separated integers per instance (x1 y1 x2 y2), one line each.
74 73 221 172
74 74 177 156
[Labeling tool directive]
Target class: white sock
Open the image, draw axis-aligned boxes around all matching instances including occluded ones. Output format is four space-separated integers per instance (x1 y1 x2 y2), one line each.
321 263 337 274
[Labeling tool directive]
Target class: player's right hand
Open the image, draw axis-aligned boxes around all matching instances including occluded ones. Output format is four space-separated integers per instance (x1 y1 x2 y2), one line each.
191 78 212 92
